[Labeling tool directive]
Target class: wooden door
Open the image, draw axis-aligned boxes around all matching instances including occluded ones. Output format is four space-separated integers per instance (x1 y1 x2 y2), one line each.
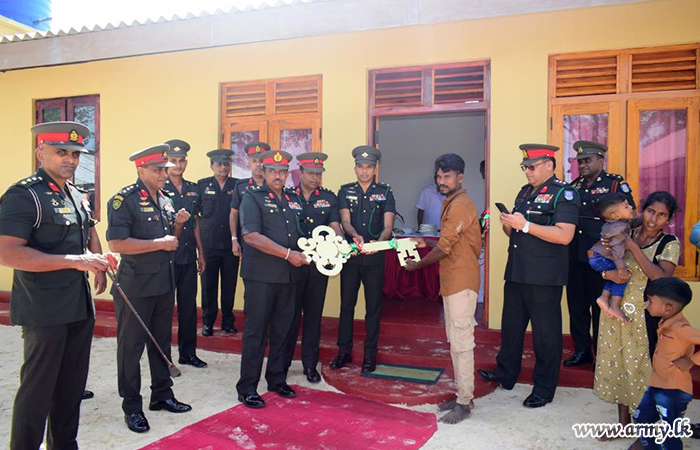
223 121 268 180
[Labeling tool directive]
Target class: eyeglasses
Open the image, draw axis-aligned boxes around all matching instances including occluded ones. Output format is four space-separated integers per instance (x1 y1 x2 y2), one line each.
521 161 546 172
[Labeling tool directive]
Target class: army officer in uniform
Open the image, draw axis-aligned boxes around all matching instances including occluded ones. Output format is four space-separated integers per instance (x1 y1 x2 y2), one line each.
236 150 309 408
229 141 270 258
198 149 240 336
0 121 114 450
330 146 396 373
107 145 192 433
163 139 207 368
283 152 342 383
478 144 580 408
564 140 635 367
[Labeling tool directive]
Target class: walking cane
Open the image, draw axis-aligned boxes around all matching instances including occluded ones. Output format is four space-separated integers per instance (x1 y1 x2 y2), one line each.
106 268 182 378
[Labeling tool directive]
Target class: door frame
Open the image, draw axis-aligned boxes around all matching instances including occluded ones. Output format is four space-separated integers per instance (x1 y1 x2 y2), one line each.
368 62 492 328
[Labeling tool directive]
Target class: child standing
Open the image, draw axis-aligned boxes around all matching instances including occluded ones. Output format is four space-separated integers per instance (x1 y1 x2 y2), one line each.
630 277 699 450
588 192 635 322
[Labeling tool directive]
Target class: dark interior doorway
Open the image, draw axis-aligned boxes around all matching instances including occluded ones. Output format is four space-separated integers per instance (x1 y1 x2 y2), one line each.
376 112 488 327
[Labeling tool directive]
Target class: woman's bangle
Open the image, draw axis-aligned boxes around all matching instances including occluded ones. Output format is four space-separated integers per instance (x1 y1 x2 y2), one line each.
284 248 291 260
602 270 607 280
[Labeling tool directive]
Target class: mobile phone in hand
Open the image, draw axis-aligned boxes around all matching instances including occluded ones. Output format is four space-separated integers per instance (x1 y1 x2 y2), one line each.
495 202 510 214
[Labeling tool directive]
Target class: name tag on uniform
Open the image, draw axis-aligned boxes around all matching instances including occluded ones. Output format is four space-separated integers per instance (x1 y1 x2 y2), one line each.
591 187 609 195
369 194 386 202
140 207 155 212
314 200 330 208
346 195 358 201
54 207 71 214
205 190 216 195
288 201 302 210
534 194 553 204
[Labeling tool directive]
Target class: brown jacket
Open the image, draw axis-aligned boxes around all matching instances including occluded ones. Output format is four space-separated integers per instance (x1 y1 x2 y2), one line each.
650 312 700 395
437 189 481 296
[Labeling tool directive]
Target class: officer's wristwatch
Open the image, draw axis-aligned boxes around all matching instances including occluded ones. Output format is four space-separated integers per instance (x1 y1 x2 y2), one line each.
522 221 531 234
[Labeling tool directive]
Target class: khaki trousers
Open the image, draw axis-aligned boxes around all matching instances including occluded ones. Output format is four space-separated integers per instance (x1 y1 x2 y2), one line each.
443 288 477 405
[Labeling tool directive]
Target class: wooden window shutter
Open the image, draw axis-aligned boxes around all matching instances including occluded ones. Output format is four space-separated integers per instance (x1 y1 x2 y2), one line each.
433 65 485 104
372 69 424 108
554 55 618 98
273 78 321 114
631 49 698 92
223 82 267 118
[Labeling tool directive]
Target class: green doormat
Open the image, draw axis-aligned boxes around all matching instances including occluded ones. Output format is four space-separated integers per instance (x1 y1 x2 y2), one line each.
361 363 444 385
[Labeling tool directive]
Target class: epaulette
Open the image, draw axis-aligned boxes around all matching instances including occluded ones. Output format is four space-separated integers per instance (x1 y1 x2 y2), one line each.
553 178 569 186
185 179 197 187
249 184 262 192
119 183 138 196
340 182 356 189
605 173 624 181
318 186 333 194
196 176 213 186
15 174 43 188
376 182 391 189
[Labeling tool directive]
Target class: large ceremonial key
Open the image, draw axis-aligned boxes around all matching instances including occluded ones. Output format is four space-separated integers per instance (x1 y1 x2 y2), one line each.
360 239 420 267
298 226 421 277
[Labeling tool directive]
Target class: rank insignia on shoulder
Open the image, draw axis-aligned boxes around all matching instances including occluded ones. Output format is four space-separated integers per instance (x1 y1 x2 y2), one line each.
620 183 630 193
564 190 574 201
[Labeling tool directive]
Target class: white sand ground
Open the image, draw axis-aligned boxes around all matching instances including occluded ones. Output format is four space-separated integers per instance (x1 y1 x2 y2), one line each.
1 325 699 450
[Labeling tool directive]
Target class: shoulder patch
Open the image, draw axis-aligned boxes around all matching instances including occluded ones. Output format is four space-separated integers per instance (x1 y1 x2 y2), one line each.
112 194 124 210
620 183 630 193
564 190 574 201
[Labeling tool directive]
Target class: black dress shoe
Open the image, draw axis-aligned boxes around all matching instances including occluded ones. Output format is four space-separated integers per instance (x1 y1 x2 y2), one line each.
477 369 502 382
477 369 514 390
238 392 266 408
563 349 594 367
82 390 94 400
178 355 207 368
329 352 352 370
361 355 376 373
268 383 296 398
523 393 552 408
222 324 238 334
149 398 192 413
304 367 321 383
201 325 213 337
125 411 150 433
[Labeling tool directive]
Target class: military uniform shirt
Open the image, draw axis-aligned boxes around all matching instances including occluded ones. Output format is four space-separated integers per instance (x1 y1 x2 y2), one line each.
198 176 239 250
0 168 94 327
287 184 340 278
106 179 176 298
162 178 200 265
569 171 635 263
337 181 396 265
239 182 303 284
505 175 580 286
230 177 258 211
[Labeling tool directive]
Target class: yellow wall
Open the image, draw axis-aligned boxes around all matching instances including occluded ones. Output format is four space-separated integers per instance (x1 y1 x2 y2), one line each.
0 15 35 36
1 0 699 329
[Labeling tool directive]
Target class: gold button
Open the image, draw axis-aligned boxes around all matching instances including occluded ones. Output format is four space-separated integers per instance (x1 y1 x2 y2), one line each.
65 220 70 225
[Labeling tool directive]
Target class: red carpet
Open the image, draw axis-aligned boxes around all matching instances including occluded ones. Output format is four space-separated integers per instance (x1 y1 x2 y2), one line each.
140 386 437 450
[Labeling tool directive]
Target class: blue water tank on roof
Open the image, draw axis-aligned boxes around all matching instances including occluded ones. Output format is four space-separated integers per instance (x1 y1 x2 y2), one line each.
0 0 52 31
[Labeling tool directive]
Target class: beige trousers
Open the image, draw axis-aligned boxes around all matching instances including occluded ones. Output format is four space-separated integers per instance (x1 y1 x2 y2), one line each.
442 288 477 405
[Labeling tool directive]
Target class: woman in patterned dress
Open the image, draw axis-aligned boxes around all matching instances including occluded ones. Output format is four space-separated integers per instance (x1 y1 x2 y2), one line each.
593 191 680 431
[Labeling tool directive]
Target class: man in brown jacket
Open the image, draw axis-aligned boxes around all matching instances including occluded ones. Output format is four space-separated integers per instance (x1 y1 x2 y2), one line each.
406 153 481 424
